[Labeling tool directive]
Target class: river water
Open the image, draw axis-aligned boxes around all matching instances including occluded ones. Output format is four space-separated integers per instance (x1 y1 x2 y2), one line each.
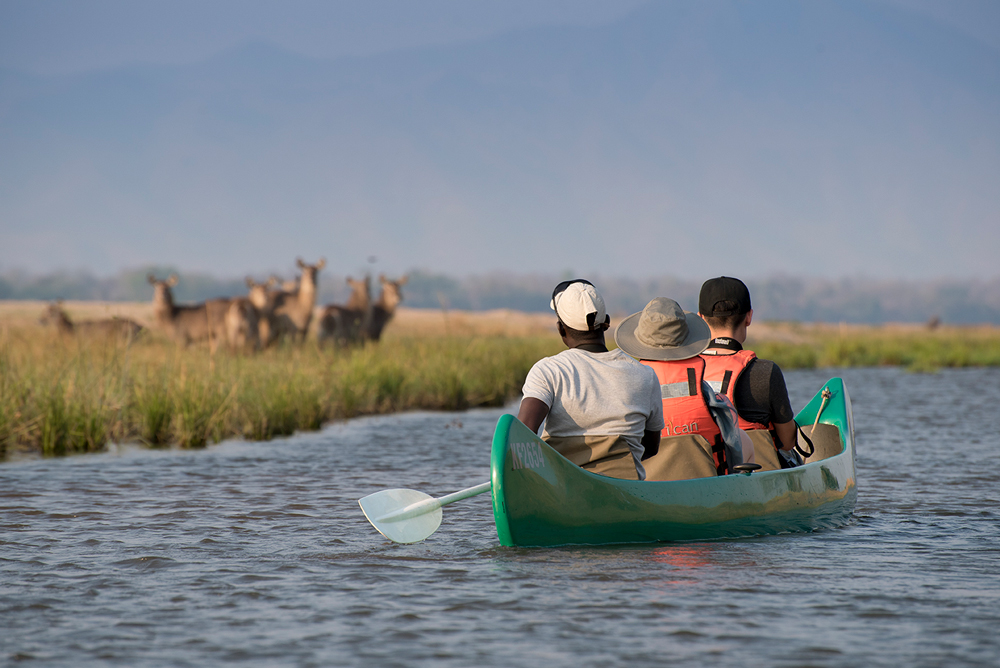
2 367 999 667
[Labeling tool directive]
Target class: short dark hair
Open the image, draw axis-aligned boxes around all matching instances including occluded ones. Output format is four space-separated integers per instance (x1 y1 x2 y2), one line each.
701 302 746 331
558 319 608 342
699 277 752 329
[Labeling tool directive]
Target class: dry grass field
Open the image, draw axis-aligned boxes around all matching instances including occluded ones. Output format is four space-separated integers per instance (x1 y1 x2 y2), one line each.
0 301 560 339
4 299 997 347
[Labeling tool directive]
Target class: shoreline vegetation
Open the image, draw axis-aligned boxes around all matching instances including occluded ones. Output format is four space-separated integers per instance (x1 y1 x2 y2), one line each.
3 301 1000 459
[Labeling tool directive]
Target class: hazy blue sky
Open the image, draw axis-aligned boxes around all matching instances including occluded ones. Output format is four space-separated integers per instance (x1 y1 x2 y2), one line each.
1 0 998 281
1 0 997 74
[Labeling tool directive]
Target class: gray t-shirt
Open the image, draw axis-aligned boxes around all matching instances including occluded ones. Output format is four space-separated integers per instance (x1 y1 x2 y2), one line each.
521 348 665 474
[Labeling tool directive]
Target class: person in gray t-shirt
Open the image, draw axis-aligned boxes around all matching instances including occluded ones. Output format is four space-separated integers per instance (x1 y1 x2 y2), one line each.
517 279 662 480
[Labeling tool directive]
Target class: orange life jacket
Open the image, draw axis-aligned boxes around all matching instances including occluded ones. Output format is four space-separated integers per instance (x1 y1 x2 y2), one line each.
641 357 729 475
700 349 774 432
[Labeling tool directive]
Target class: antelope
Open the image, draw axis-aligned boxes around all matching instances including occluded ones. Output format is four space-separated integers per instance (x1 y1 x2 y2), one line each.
317 275 371 347
148 274 219 349
364 274 408 342
246 276 282 347
39 302 144 342
224 297 260 352
149 274 264 352
272 257 325 343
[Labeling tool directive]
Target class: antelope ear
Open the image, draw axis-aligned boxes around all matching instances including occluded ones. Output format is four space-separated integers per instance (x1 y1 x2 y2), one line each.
167 274 179 287
246 276 255 288
398 275 409 286
267 276 278 287
147 273 157 284
297 258 306 269
317 258 326 270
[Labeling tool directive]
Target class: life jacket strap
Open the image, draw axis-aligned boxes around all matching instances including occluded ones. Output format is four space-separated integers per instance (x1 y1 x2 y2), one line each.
720 370 733 395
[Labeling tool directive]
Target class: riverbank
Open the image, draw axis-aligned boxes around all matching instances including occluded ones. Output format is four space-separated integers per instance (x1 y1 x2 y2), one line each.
4 301 1000 458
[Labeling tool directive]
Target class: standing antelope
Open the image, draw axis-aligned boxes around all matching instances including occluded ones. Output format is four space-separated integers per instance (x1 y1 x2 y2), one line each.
364 274 408 342
150 274 260 352
272 258 325 343
317 275 371 347
148 274 219 349
246 277 282 347
224 297 260 352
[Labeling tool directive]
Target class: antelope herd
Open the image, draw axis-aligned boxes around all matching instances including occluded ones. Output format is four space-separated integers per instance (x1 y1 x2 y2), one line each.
40 258 408 352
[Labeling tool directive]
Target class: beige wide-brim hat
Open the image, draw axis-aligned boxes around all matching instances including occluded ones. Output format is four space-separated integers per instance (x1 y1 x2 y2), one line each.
615 297 711 361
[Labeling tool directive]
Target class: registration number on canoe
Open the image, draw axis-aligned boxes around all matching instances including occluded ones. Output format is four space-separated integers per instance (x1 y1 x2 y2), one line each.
509 442 546 471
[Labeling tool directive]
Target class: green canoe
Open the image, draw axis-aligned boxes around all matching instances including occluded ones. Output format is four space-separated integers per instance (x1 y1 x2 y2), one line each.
490 378 857 547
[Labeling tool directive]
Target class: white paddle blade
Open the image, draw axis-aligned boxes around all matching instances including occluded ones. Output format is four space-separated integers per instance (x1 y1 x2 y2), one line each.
359 488 443 544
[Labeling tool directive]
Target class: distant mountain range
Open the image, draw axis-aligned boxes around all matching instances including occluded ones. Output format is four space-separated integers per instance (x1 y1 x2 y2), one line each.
2 0 998 281
3 268 998 325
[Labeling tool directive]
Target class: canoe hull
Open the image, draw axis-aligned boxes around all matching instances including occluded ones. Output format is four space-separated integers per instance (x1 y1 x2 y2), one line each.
491 378 856 547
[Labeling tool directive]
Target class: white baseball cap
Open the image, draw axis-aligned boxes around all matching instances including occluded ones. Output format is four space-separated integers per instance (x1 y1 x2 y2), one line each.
550 279 610 331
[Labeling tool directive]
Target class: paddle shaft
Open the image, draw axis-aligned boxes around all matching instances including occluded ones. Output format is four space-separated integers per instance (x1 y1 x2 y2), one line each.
376 481 491 523
811 388 833 434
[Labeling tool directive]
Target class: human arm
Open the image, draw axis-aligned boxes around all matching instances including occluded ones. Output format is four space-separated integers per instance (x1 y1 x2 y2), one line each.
766 364 797 450
640 430 660 460
773 419 797 451
517 397 550 434
518 358 555 434
641 367 664 460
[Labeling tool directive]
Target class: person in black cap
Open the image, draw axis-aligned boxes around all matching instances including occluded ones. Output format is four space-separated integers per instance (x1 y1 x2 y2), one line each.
698 277 799 469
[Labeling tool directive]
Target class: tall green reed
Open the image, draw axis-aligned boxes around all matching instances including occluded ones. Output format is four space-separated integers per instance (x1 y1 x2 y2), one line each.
10 322 995 458
1 328 560 457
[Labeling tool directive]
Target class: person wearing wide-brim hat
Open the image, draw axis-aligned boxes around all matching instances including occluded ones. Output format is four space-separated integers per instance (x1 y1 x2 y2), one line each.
517 279 664 481
615 297 713 362
615 297 753 479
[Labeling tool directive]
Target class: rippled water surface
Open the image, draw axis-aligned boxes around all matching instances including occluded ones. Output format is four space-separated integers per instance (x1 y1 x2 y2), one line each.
3 368 1000 667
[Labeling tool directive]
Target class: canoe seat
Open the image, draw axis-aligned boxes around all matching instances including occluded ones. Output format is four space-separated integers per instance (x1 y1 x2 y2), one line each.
748 424 844 469
798 424 843 465
642 434 717 481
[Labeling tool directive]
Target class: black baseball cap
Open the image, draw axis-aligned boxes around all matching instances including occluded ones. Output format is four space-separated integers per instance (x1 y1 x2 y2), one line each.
699 276 752 317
